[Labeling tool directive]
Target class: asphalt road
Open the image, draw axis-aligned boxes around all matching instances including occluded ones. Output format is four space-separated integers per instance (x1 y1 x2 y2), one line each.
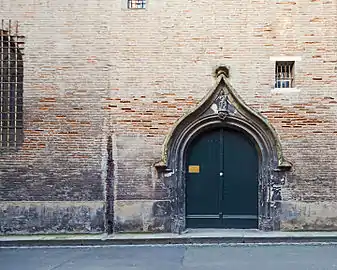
1 244 337 270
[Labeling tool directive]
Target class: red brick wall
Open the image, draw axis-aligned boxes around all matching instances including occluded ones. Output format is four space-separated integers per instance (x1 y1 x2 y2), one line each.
0 0 336 232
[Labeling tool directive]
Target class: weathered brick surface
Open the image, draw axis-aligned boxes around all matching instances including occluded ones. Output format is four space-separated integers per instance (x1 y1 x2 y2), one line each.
0 0 336 233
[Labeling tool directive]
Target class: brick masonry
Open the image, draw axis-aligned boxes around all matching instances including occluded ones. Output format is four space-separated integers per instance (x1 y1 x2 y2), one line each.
0 0 336 233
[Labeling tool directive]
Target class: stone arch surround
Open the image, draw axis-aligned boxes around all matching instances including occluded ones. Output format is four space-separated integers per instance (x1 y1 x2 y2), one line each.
157 70 292 233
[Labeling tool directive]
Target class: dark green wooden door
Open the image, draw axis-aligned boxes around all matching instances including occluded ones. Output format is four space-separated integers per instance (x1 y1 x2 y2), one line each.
186 128 258 229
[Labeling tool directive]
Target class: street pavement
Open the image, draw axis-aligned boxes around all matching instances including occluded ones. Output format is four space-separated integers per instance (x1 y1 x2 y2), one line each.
1 244 337 270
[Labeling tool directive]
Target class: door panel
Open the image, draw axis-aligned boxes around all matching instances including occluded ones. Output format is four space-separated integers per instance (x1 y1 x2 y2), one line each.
221 129 259 228
186 128 221 228
186 127 259 229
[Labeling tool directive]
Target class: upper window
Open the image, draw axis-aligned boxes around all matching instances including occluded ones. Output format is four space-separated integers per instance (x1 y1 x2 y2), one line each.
128 0 146 9
275 61 295 89
0 20 24 149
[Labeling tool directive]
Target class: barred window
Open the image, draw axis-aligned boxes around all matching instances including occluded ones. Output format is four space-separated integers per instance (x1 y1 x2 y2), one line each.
275 61 294 88
128 0 146 9
0 20 24 149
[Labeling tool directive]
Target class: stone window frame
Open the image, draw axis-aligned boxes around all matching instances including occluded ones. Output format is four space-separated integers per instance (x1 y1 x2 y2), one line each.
270 56 301 93
122 0 148 10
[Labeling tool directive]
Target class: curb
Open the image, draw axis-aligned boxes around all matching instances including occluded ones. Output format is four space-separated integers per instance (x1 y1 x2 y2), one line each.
2 236 337 247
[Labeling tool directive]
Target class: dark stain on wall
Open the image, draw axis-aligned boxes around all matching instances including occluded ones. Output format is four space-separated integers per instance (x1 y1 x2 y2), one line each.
0 203 104 234
105 135 114 234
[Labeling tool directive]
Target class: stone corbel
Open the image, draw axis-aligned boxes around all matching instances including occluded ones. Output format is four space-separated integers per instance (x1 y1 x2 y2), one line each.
154 161 172 174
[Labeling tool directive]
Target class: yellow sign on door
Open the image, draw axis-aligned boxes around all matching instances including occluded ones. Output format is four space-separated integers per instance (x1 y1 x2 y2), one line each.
188 165 200 173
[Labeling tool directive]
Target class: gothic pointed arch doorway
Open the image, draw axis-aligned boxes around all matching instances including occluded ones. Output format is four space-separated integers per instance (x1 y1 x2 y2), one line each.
156 68 291 233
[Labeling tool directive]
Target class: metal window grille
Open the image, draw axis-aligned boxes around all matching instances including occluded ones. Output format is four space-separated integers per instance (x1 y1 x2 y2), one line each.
0 20 24 149
275 61 294 89
128 0 146 9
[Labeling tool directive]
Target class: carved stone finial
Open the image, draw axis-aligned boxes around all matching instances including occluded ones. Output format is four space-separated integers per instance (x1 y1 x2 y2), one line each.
215 66 229 78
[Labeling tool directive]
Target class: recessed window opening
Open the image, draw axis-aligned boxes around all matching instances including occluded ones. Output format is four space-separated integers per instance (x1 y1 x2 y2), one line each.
0 20 24 149
275 61 294 88
128 0 146 9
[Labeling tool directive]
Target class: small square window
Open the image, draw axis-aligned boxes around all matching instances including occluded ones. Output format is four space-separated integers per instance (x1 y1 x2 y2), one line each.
128 0 146 9
275 61 295 88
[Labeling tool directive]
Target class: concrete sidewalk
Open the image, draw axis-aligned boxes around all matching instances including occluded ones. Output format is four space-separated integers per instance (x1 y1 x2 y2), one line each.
2 229 337 247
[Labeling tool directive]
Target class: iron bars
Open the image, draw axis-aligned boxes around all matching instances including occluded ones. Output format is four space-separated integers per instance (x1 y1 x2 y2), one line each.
128 0 146 9
275 61 294 89
0 20 24 149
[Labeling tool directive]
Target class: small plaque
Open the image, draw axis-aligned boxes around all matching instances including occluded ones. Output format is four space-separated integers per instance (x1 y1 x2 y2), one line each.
188 165 200 173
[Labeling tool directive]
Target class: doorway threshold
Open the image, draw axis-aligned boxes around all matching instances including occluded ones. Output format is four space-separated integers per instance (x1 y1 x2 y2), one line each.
182 229 259 238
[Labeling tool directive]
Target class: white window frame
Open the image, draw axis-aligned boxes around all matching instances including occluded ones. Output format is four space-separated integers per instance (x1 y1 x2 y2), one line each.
123 0 147 10
270 56 301 93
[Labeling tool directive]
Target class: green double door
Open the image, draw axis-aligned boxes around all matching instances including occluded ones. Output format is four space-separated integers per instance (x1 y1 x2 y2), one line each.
186 128 259 229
